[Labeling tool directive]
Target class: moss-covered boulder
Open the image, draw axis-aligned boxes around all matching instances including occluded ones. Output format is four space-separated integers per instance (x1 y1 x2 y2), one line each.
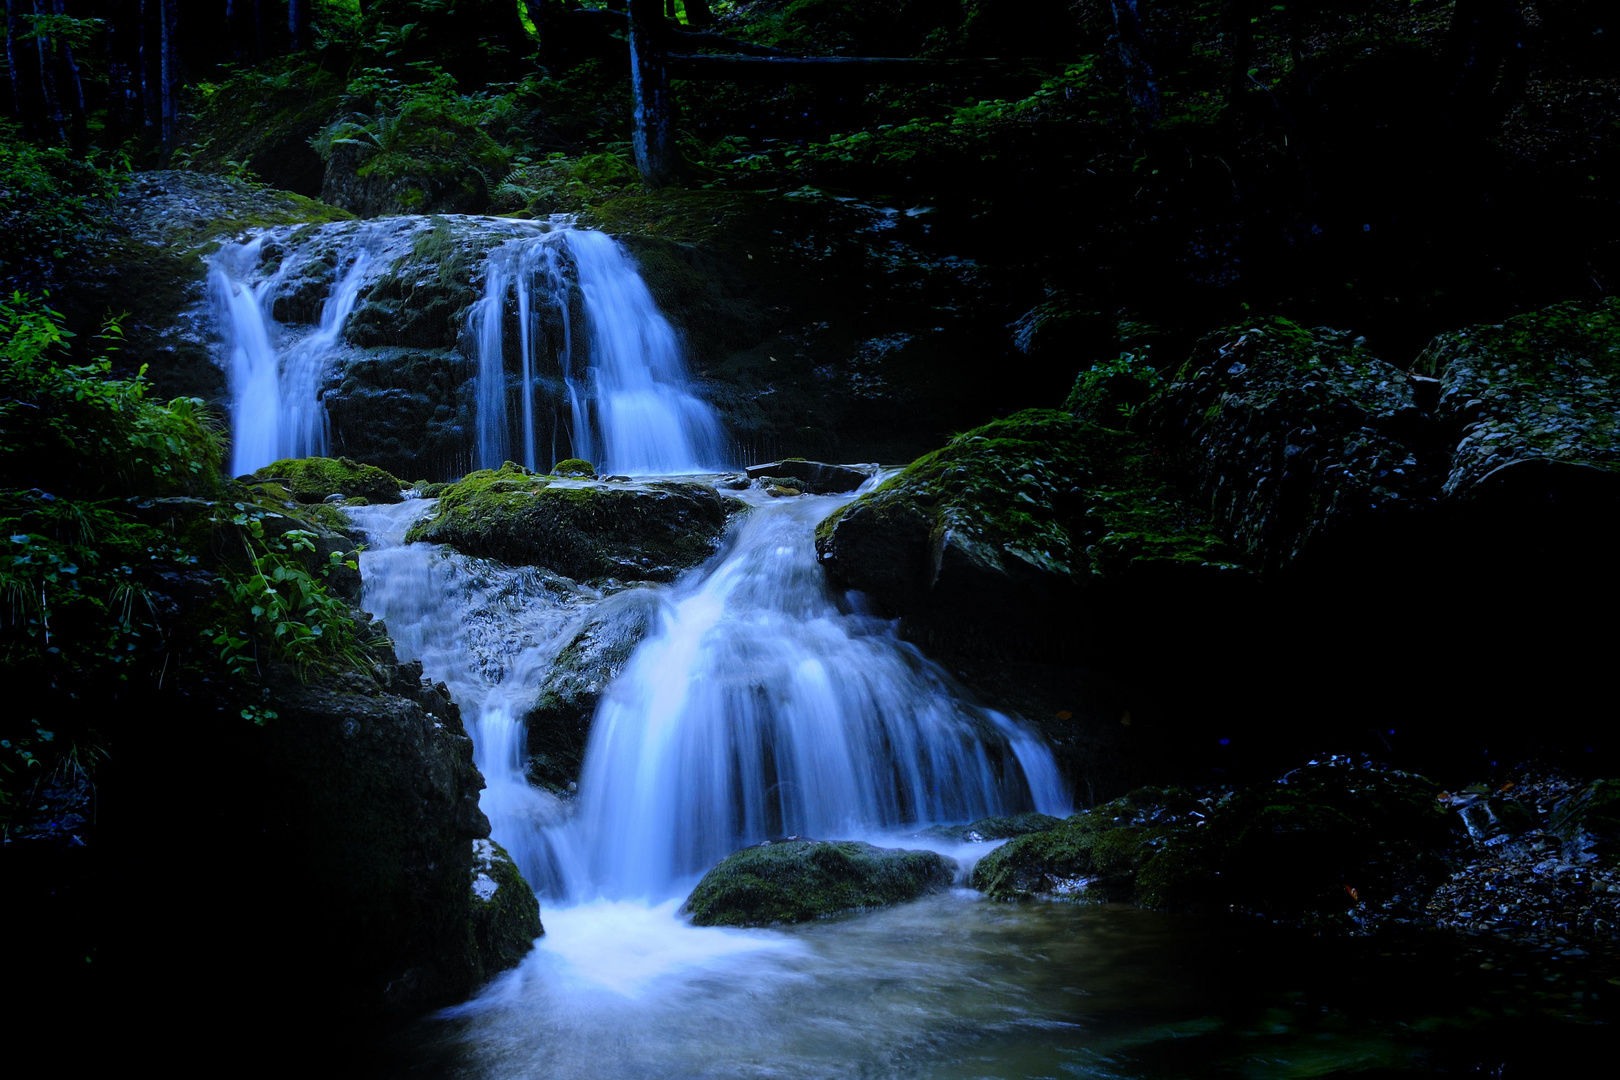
524 590 658 792
1141 319 1441 571
406 464 733 581
682 838 956 927
814 409 1244 656
1416 298 1620 508
468 838 543 979
971 789 1203 903
975 759 1464 934
253 456 406 504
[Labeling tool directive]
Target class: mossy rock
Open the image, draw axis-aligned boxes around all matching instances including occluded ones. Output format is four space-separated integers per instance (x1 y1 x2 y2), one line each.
1415 297 1620 507
815 409 1245 658
971 788 1201 903
254 457 406 505
1140 318 1440 572
524 590 658 792
405 465 732 582
682 838 956 927
467 838 543 981
552 458 596 478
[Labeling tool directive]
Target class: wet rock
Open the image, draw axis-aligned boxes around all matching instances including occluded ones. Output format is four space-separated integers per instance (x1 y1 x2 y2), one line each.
972 788 1204 903
468 838 543 979
814 409 1246 659
682 837 956 927
259 648 539 1014
1140 319 1441 571
525 589 659 792
1416 297 1620 520
917 812 1063 844
744 459 875 494
406 464 733 582
1549 779 1620 866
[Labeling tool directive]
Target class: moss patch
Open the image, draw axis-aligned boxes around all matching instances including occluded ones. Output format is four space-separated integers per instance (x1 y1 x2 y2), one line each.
254 457 407 505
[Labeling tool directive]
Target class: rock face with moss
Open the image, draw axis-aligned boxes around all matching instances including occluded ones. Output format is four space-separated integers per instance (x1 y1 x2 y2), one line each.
407 464 734 582
682 838 957 927
468 838 543 979
1141 319 1441 571
974 759 1462 934
252 649 540 1015
815 408 1244 657
524 589 659 791
1416 298 1620 507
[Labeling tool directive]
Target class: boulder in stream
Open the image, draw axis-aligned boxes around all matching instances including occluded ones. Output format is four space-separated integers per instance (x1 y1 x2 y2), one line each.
744 459 875 494
682 838 957 927
406 464 734 582
468 838 543 979
252 456 406 504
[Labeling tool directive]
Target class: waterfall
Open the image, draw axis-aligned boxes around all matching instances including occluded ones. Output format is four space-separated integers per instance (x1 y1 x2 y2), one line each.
209 238 372 476
350 485 1068 907
468 227 726 476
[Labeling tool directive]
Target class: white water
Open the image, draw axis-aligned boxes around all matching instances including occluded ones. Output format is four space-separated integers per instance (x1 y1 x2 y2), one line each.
351 485 1068 907
209 236 373 476
469 227 727 475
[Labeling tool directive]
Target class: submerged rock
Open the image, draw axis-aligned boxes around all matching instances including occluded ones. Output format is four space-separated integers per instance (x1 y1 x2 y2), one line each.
682 838 956 927
406 464 733 582
468 838 543 979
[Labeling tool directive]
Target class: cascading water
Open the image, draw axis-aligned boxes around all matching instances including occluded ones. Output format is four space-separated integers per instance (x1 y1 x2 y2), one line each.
351 482 1068 908
467 227 727 476
209 235 373 476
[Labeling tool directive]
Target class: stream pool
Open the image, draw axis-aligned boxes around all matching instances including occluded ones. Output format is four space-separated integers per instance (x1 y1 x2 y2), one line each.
370 889 1607 1079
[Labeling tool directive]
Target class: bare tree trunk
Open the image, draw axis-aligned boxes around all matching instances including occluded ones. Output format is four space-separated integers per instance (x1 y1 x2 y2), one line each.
1107 0 1162 130
628 0 680 188
29 0 67 143
1447 0 1529 135
160 0 178 145
1225 0 1255 104
288 0 309 51
5 0 44 139
105 0 142 144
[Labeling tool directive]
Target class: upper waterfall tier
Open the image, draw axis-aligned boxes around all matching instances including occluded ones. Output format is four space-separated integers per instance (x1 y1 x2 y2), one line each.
207 216 728 478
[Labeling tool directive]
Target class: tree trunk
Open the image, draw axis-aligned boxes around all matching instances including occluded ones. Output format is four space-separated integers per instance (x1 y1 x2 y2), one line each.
665 53 1036 82
1225 0 1255 104
288 0 309 52
159 0 178 145
105 0 142 145
1107 0 1162 130
628 0 680 188
5 0 44 139
29 0 67 144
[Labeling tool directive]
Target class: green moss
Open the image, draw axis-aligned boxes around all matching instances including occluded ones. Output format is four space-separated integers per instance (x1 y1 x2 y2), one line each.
552 458 596 478
405 471 730 582
254 457 406 504
683 838 955 927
